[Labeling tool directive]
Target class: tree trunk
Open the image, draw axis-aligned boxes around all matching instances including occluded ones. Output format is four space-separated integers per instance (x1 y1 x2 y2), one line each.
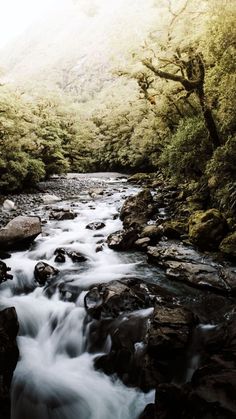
196 86 221 149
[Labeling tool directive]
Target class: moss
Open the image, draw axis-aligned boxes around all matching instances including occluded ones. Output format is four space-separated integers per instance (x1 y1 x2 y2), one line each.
219 232 236 258
162 220 187 239
188 209 228 250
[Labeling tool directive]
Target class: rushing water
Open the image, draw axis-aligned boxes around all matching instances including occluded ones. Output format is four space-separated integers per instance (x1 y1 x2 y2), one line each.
0 174 154 419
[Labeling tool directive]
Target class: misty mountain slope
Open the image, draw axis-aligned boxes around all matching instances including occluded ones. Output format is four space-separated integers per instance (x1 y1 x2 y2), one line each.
0 0 161 101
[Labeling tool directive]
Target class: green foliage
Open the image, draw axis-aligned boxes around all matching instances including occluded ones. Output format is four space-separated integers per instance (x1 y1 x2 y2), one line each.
203 1 236 134
206 136 236 216
159 116 211 180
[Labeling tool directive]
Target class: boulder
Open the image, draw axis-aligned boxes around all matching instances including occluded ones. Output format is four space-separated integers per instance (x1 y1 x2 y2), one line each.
0 251 11 260
219 232 236 259
2 200 15 211
88 188 104 198
120 189 156 229
138 405 156 419
140 225 163 243
147 242 236 295
147 306 196 359
134 237 151 250
161 220 187 239
86 279 179 389
155 315 236 419
86 222 105 231
188 209 228 250
34 262 59 286
0 216 41 250
0 261 13 284
84 278 173 320
107 229 139 251
54 248 87 263
0 307 19 419
49 210 77 221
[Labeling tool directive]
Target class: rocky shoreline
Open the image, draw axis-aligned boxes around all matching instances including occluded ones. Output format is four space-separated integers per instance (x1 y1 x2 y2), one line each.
0 173 236 419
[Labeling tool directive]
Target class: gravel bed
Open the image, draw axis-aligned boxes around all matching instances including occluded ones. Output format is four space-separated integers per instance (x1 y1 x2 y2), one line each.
0 175 106 228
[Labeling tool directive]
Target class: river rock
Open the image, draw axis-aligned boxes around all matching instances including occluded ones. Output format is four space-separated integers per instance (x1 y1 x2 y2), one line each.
34 262 59 286
54 248 87 263
88 188 104 198
120 189 156 229
49 210 77 221
140 225 163 244
0 307 19 419
0 216 41 250
85 279 191 390
107 229 139 251
86 222 105 230
219 231 236 259
85 278 173 320
155 315 236 419
42 194 61 204
147 242 236 295
134 237 151 250
188 209 228 250
147 305 196 359
0 261 13 284
138 405 156 419
2 199 15 211
161 220 187 239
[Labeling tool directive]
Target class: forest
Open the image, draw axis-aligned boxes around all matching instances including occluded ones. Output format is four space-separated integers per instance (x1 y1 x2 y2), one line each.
0 2 236 419
0 0 235 218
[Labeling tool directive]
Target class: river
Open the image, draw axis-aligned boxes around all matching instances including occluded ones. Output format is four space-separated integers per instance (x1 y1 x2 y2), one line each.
0 172 235 419
0 173 155 419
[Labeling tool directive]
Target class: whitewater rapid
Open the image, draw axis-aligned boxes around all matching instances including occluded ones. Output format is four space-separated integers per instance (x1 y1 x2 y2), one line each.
0 175 153 419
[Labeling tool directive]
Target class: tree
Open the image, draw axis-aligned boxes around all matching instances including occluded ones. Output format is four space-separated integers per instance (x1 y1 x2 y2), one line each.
141 0 221 150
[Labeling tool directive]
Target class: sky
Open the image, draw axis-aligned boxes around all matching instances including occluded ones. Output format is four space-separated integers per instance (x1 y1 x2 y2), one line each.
0 0 57 48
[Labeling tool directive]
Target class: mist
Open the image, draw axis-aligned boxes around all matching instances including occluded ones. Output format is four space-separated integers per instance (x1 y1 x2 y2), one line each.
0 0 162 97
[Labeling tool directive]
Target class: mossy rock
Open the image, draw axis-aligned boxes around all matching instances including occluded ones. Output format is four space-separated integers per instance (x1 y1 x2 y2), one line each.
127 173 152 184
188 209 228 250
162 220 187 239
219 232 236 258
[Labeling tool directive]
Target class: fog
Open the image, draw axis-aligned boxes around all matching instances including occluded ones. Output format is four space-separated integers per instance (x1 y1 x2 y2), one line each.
0 0 163 93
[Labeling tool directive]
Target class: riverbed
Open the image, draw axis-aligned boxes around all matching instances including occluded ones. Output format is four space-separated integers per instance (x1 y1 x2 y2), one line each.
0 173 235 419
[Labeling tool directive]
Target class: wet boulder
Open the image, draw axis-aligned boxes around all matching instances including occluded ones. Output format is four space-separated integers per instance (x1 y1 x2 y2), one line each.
120 189 156 229
49 209 77 221
147 242 236 295
58 282 82 302
147 305 196 360
0 261 13 284
0 216 41 250
54 248 87 263
0 251 11 260
84 278 173 320
0 307 19 419
88 188 104 198
86 222 105 231
138 405 156 419
86 279 177 389
155 316 236 419
188 209 228 250
34 261 59 286
219 231 236 259
107 229 139 251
